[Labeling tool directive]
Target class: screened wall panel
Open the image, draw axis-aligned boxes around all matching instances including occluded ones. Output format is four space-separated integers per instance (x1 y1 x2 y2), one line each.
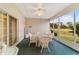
59 12 75 42
75 8 79 43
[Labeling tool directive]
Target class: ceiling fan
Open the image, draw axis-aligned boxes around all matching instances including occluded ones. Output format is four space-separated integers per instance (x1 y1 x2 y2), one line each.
32 4 45 16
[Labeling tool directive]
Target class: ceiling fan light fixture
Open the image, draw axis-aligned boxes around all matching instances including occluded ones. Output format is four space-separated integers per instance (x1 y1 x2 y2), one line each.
37 12 43 16
33 4 45 16
35 10 44 16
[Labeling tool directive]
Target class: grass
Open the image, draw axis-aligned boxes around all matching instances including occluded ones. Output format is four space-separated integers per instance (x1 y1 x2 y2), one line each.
50 28 79 43
59 34 79 43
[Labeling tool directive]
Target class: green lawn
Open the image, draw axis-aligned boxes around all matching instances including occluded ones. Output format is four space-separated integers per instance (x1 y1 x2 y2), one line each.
50 28 79 43
59 34 79 43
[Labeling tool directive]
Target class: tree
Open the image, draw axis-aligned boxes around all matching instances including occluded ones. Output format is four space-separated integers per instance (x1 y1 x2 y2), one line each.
54 23 58 29
67 22 74 30
50 23 53 28
76 23 79 36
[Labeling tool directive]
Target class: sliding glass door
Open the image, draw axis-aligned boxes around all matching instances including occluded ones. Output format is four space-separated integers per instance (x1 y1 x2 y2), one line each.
3 13 7 45
0 9 17 46
9 16 17 46
0 12 3 43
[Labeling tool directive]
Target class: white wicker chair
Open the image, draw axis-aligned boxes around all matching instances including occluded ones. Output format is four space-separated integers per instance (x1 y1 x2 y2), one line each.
29 33 38 46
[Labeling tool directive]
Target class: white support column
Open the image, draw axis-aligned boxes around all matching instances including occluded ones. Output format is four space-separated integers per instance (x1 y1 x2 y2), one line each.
7 14 9 46
73 11 76 44
58 18 60 37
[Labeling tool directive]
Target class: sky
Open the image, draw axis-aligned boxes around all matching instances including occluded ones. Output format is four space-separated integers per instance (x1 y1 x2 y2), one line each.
75 8 79 22
50 8 79 25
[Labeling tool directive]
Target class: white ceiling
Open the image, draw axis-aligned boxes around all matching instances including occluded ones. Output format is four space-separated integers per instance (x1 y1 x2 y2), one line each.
16 3 71 19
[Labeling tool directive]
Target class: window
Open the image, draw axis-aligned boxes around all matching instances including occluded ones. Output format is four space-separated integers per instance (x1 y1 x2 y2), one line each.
50 19 54 33
75 8 79 43
50 18 59 35
50 8 79 44
59 12 75 42
53 18 59 36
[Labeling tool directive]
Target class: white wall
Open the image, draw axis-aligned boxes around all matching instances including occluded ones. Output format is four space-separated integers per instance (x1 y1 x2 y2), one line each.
29 22 50 34
0 3 25 42
25 18 50 34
